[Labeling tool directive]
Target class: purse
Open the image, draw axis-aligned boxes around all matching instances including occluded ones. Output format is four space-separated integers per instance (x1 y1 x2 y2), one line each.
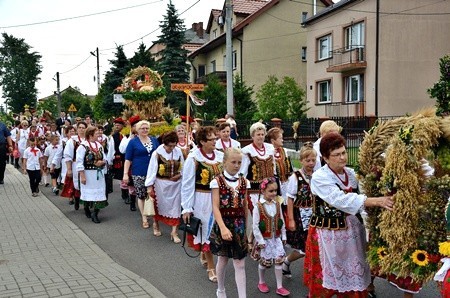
179 216 202 258
143 196 156 216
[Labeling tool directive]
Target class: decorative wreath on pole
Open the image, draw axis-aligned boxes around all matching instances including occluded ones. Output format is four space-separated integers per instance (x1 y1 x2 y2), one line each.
115 66 166 120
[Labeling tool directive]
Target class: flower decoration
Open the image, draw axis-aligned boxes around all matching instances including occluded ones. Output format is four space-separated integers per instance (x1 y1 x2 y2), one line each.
377 247 387 260
411 250 429 266
439 241 450 257
158 164 165 176
200 169 209 185
399 125 414 145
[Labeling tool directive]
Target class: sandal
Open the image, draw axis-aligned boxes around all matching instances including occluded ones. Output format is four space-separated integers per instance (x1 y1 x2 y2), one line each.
153 222 162 236
207 269 217 283
142 221 150 229
368 290 377 298
200 252 208 267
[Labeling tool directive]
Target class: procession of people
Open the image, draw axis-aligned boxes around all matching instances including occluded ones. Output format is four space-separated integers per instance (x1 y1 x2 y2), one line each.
1 109 449 298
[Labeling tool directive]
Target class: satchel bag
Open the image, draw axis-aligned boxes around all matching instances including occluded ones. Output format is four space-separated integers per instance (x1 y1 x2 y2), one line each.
179 216 202 258
143 196 156 216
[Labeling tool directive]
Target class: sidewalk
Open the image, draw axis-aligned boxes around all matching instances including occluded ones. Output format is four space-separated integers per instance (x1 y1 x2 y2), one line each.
0 164 165 298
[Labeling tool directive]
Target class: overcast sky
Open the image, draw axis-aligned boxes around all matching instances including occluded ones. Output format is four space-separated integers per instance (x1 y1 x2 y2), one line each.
0 0 224 108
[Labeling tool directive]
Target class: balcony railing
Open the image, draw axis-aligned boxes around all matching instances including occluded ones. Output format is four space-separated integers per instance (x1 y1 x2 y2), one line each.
325 101 366 117
195 71 227 84
327 46 367 73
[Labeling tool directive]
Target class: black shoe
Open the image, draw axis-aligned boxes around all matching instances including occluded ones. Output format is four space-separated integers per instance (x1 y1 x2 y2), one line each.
91 210 100 223
84 206 91 218
0 180 4 184
282 262 292 278
69 200 74 205
45 183 49 187
74 197 80 210
121 189 129 201
130 202 137 211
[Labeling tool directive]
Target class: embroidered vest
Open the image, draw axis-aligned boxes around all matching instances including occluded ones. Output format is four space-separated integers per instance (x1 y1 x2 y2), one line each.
274 149 292 182
112 132 123 156
293 171 313 208
216 175 247 217
156 154 182 179
309 185 358 230
194 160 223 191
72 139 81 161
257 201 283 239
247 155 274 192
82 144 104 170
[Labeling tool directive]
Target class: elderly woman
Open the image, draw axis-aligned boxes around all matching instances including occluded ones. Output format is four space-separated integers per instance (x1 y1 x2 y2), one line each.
76 126 108 223
145 131 184 242
123 120 160 231
181 126 224 283
215 122 240 152
304 132 394 297
313 120 342 171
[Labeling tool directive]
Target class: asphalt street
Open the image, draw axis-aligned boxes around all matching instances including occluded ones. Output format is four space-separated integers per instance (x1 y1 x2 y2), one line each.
40 179 440 298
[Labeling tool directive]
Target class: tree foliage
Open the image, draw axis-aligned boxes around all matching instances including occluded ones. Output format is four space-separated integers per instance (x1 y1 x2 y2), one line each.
196 74 227 120
60 87 92 118
156 1 190 113
255 76 308 120
233 74 255 120
129 42 155 69
0 33 42 113
428 54 450 116
93 45 130 121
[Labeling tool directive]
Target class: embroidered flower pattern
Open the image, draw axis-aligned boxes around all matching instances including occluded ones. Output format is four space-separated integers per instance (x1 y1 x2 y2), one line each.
158 164 165 176
200 169 210 185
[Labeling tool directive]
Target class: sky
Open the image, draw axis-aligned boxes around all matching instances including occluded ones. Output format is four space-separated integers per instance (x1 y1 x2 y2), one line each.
0 0 224 109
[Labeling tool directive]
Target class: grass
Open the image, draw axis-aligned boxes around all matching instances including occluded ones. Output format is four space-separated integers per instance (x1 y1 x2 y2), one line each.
290 147 360 170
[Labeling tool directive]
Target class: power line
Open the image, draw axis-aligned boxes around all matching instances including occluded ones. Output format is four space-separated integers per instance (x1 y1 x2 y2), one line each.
0 0 163 29
60 55 92 74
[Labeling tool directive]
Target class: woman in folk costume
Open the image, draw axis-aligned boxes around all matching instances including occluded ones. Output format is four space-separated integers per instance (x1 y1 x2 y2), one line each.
52 125 75 194
96 125 114 198
145 131 184 243
283 142 316 278
304 132 394 298
76 126 108 223
181 126 224 283
215 122 240 152
63 121 87 210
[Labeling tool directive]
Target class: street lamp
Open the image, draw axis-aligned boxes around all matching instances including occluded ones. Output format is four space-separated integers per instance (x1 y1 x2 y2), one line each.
90 47 100 93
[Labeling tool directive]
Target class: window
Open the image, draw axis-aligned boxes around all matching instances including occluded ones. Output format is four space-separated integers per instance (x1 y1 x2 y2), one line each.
301 47 307 62
213 29 217 39
211 60 216 72
317 34 332 60
345 22 365 50
345 74 364 102
317 80 331 103
198 65 205 77
301 12 308 23
232 51 237 70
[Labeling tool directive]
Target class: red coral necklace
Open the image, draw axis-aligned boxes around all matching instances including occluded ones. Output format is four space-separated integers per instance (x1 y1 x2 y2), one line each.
252 143 266 156
200 148 215 161
329 167 349 187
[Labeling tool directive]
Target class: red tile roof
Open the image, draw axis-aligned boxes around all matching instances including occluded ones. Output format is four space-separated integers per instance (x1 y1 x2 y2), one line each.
233 0 270 15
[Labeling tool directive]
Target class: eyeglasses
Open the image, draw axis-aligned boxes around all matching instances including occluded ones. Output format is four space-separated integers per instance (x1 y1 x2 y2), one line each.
329 151 347 158
206 138 216 142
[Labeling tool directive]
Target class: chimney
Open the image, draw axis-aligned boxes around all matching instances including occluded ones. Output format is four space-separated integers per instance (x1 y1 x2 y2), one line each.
192 22 204 39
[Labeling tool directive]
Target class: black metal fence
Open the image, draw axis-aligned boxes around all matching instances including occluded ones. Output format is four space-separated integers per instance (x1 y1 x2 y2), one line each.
204 116 397 168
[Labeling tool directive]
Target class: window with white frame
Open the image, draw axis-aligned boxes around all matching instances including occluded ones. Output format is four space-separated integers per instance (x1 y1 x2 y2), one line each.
345 74 364 102
232 51 237 70
317 34 332 60
345 22 365 50
317 80 331 103
211 60 216 72
301 47 307 62
213 29 217 39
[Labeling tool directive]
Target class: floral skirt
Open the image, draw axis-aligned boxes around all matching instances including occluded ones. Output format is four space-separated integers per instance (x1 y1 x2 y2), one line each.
209 215 247 260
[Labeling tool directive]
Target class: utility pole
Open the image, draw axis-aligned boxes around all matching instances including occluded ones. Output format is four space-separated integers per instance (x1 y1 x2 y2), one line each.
225 0 234 115
90 47 100 93
56 72 62 115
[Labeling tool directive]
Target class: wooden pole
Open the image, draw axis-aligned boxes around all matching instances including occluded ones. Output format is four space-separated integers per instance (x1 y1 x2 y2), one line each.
186 90 190 147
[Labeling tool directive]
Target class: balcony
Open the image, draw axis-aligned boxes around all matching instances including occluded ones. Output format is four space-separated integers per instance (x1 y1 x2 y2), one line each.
325 101 366 117
327 46 367 73
195 71 227 84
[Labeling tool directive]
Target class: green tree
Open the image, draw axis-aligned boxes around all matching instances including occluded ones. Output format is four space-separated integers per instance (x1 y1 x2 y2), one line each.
0 33 42 113
196 74 226 120
130 42 155 69
37 96 58 117
233 74 255 120
93 46 130 121
428 54 450 116
255 76 308 120
60 87 92 118
156 1 190 113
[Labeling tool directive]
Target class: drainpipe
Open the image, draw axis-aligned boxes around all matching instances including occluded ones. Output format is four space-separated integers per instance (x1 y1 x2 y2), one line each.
236 37 243 79
375 0 380 116
313 0 317 15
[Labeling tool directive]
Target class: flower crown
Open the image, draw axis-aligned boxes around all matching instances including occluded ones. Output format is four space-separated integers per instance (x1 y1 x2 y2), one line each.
260 177 277 191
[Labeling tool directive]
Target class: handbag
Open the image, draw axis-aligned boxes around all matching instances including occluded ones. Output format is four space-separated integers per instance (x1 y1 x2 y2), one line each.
13 146 20 159
143 195 155 216
179 216 202 258
60 175 74 198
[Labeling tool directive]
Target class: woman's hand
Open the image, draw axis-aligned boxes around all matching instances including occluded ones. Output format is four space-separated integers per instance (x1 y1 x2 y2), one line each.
66 169 73 178
80 174 86 185
182 212 192 224
170 174 181 182
379 196 394 211
122 173 129 184
287 219 296 231
147 186 155 198
220 227 232 241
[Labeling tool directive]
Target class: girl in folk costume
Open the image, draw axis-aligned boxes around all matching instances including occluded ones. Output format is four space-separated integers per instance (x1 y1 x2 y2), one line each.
76 126 108 223
38 136 49 187
145 131 184 243
22 137 44 197
44 134 61 195
283 142 316 278
209 148 250 298
175 124 196 160
96 125 114 198
28 124 40 140
181 126 224 283
17 120 30 166
52 125 75 191
63 121 87 209
215 122 240 152
252 177 290 296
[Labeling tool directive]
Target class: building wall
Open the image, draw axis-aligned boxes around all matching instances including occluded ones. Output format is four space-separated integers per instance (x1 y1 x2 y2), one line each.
306 0 450 118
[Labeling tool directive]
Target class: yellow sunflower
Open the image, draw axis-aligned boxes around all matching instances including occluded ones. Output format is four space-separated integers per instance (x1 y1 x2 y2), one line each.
377 247 387 260
200 169 209 185
252 165 257 178
439 241 450 257
411 250 429 266
158 164 165 176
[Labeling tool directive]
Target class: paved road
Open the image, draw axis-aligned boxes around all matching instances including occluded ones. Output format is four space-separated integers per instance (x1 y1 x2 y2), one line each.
1 164 441 297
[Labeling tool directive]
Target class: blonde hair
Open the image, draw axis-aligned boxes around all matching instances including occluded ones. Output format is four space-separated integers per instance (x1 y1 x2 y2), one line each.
223 147 242 162
299 142 317 160
135 120 150 131
249 122 266 137
319 120 342 137
21 120 29 127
